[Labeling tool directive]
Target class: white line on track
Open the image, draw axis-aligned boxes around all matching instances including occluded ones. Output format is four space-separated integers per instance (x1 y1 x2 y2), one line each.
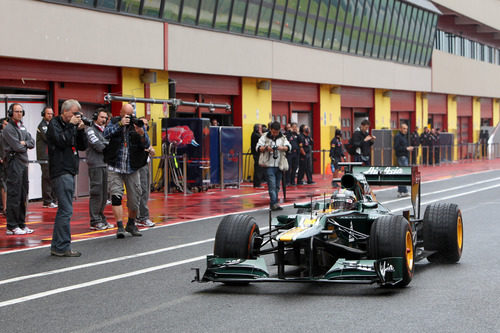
0 256 206 309
0 239 214 286
0 180 499 308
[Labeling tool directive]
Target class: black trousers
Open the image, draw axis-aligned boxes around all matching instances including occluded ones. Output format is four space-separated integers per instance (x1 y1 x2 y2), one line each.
286 151 299 185
297 153 313 183
252 154 264 187
6 158 29 230
41 163 56 205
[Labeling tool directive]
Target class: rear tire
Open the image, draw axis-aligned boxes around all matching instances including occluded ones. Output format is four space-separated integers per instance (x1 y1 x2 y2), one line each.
369 215 414 287
423 203 463 263
213 214 260 260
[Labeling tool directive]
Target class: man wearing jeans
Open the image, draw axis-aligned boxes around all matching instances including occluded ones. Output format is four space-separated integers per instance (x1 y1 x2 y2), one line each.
256 121 291 211
47 99 88 257
394 123 414 198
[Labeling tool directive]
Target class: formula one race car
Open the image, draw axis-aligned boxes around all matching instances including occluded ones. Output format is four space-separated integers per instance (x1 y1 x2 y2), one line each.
193 163 463 287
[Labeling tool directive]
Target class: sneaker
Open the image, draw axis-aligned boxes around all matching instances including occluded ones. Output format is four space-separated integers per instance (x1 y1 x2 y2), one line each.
106 199 111 205
90 222 107 231
43 202 58 208
136 219 155 227
21 226 34 234
104 222 115 229
6 227 26 235
125 224 142 237
397 192 410 198
270 204 283 211
51 249 81 257
116 226 126 239
307 181 316 185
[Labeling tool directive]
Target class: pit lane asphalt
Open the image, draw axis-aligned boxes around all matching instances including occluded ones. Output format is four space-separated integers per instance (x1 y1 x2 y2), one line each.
0 169 499 332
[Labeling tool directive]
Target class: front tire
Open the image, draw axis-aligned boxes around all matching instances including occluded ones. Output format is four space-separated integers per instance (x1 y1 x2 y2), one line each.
369 215 414 287
423 203 463 263
213 214 260 259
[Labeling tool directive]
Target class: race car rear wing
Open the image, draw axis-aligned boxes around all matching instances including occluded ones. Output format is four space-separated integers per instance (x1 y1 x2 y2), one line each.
353 166 421 219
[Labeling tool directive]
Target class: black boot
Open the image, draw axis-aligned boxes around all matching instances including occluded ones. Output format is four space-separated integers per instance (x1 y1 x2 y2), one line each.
125 220 142 237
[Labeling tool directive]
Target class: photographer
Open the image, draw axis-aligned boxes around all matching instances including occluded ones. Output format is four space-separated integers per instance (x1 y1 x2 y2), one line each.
104 103 150 238
47 99 88 256
3 103 35 235
86 108 113 231
256 121 291 211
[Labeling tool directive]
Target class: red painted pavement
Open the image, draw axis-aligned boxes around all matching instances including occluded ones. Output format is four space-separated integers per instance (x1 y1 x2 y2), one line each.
1 159 500 253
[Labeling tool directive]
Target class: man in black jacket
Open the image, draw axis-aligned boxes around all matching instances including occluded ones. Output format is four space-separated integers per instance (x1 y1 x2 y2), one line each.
47 99 88 256
251 124 263 188
104 103 150 239
297 125 315 185
394 123 414 197
285 122 299 186
3 103 35 235
352 119 375 166
37 106 57 208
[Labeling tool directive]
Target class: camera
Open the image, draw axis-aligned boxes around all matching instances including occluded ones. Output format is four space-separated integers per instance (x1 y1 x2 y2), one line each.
271 145 279 159
126 115 144 128
74 112 92 126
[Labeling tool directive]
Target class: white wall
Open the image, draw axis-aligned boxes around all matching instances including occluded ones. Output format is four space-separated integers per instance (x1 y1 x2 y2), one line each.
0 0 165 69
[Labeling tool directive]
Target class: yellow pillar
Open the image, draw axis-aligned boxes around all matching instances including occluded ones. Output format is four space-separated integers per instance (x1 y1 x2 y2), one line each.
374 89 391 129
241 78 272 180
149 70 170 175
319 85 341 174
122 68 145 115
472 97 481 143
447 95 458 161
493 99 500 127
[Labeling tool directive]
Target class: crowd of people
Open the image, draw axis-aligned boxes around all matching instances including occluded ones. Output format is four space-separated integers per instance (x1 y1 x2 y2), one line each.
0 100 155 257
251 118 448 205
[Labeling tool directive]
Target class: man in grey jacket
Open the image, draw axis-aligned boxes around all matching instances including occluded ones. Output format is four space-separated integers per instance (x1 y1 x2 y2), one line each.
3 103 35 235
86 108 114 231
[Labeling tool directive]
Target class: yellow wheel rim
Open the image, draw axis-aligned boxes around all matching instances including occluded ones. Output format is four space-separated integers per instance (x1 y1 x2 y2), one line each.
405 230 414 270
457 214 463 250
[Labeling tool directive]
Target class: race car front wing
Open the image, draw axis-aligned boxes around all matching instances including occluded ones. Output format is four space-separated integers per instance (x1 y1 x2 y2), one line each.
193 256 404 286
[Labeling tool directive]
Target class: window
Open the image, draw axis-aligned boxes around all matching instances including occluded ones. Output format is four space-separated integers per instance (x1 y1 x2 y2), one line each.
340 0 356 52
181 0 200 25
270 0 286 39
379 0 394 58
385 0 399 59
364 0 380 56
72 0 94 7
244 0 261 35
214 0 232 30
198 0 217 28
313 0 330 48
163 0 182 21
97 0 117 10
293 0 310 43
356 0 371 55
349 0 364 53
371 0 387 57
333 0 348 51
230 0 247 33
282 0 298 42
304 0 319 46
409 8 423 63
120 0 141 14
324 0 339 49
257 0 274 37
397 5 411 62
142 0 162 17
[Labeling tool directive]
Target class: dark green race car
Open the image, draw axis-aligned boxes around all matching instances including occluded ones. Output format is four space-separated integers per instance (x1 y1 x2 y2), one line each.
193 163 463 287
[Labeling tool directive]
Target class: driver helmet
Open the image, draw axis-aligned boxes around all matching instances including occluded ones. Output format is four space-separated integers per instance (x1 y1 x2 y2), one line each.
331 189 356 210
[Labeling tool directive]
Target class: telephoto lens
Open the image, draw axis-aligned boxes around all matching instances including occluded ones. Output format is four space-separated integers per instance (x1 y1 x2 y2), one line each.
74 112 92 126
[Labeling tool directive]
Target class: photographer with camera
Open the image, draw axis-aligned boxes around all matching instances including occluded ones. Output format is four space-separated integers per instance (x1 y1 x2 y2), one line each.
47 99 88 256
86 108 113 231
256 121 291 211
3 103 35 235
104 103 150 238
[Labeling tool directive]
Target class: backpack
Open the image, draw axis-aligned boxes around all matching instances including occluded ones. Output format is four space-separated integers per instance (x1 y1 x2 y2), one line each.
345 136 356 155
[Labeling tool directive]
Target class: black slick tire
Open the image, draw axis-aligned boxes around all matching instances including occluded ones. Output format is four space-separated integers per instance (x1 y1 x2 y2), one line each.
423 203 463 263
213 214 260 259
369 215 414 287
